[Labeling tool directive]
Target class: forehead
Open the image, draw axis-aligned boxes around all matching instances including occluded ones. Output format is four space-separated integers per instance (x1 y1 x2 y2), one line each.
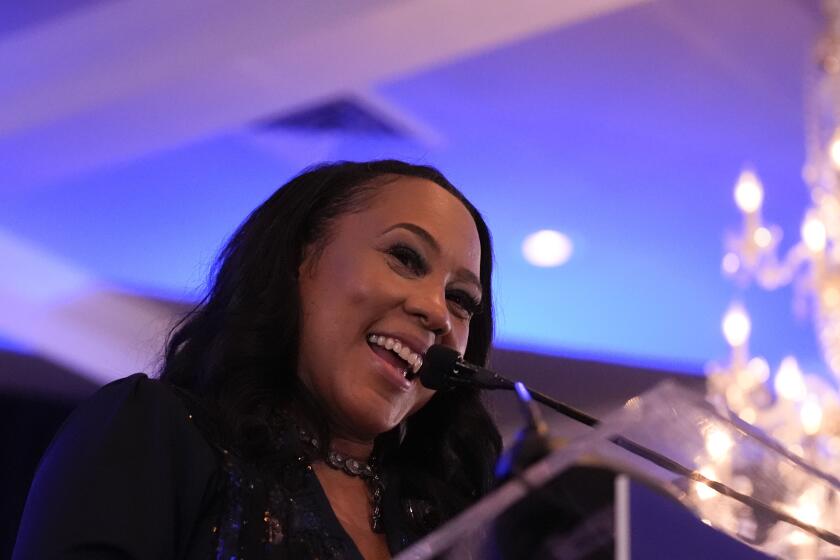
351 176 481 271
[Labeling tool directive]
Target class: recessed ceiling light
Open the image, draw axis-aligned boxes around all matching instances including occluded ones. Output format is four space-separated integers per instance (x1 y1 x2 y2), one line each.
521 229 573 267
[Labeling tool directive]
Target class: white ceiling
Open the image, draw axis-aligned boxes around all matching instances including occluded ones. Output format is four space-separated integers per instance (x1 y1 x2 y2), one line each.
1 0 829 389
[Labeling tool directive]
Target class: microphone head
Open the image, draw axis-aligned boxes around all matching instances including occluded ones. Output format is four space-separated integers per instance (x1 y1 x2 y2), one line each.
418 344 462 390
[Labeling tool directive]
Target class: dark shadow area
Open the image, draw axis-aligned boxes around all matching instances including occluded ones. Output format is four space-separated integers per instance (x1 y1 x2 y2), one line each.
1 391 77 559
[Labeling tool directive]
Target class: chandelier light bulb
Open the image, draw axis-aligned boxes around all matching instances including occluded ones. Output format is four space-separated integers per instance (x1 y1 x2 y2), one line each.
794 489 823 526
521 229 573 267
800 397 823 435
774 356 806 401
721 303 751 348
721 252 740 275
733 169 764 214
801 213 827 253
830 131 840 170
747 356 771 383
752 226 772 248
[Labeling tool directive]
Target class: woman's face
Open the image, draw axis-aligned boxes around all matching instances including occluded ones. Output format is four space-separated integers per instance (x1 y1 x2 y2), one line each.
297 176 483 441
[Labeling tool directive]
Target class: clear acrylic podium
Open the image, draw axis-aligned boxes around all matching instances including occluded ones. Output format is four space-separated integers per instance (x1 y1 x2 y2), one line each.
395 381 840 560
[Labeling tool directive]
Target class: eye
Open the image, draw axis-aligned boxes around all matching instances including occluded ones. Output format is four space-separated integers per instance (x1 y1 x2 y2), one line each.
386 243 427 275
446 289 482 319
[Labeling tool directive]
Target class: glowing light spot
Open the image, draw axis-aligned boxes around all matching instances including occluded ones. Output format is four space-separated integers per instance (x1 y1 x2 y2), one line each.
775 356 806 401
721 303 751 348
705 426 734 460
795 494 821 526
789 530 811 546
830 132 840 169
521 230 573 267
625 396 641 410
801 214 827 253
694 466 718 501
753 226 772 248
735 356 770 391
801 398 823 435
721 252 740 275
733 169 763 213
747 356 770 383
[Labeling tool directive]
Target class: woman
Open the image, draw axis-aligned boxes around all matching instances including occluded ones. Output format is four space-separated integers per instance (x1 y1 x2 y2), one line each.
13 160 502 559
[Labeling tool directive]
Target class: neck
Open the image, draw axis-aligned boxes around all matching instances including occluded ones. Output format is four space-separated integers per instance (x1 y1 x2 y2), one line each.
285 382 377 462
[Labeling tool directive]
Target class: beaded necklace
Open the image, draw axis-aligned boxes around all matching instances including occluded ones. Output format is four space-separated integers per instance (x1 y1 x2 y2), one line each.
298 428 386 533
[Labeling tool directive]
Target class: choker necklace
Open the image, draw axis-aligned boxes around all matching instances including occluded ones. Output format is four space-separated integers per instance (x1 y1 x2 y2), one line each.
298 428 385 533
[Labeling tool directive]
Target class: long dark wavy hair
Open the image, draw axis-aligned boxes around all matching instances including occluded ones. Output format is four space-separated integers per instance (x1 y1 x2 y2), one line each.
159 159 501 533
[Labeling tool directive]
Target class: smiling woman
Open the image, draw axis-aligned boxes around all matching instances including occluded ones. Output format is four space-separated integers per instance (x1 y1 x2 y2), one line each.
297 177 482 441
13 161 502 560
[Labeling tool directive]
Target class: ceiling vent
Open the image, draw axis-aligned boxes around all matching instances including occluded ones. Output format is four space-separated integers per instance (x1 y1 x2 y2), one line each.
261 95 408 138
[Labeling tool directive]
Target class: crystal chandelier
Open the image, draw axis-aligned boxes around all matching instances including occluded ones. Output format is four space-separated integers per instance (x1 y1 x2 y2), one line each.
705 0 840 478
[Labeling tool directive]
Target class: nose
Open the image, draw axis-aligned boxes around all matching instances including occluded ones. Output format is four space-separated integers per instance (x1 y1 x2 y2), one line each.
405 285 452 338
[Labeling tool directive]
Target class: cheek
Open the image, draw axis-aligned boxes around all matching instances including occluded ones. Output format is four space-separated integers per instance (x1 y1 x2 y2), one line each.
309 255 385 321
408 388 437 416
333 252 399 308
349 281 378 309
453 322 472 354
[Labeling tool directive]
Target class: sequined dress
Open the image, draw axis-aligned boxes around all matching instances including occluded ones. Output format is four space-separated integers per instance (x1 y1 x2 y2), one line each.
13 374 417 559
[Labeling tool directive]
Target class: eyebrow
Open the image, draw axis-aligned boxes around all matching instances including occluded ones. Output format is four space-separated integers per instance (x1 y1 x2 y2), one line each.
383 222 483 293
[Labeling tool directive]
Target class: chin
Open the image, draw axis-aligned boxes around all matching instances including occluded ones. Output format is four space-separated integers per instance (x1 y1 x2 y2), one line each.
345 385 408 431
343 402 406 441
354 411 402 440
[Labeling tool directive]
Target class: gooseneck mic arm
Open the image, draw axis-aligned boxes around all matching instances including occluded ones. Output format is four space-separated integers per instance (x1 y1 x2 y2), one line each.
418 344 599 427
416 344 840 546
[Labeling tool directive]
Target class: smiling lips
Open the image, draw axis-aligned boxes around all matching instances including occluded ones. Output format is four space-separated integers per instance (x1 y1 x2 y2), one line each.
367 334 424 379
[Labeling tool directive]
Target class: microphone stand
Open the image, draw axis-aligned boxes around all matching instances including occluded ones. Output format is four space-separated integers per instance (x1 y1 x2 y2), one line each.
518 385 598 427
494 378 840 546
494 382 554 482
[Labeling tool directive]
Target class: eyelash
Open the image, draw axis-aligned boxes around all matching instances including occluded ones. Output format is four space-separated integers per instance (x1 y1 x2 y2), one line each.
446 289 483 318
387 243 427 275
386 243 482 318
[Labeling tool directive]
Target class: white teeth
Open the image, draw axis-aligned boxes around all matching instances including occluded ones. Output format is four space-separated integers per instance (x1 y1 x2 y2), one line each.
367 334 424 375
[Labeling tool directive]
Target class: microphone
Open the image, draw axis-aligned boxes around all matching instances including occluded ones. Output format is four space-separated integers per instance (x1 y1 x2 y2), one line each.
418 345 514 390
